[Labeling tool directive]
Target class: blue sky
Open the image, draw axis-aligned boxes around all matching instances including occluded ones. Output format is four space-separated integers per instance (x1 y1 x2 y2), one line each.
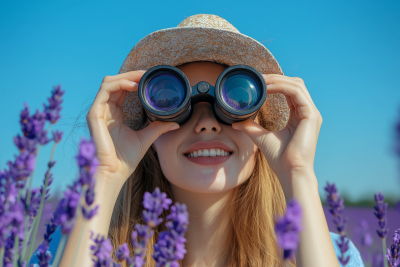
1 0 399 201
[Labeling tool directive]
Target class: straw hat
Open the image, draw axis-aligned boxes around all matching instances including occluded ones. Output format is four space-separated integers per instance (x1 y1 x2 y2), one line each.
120 14 289 131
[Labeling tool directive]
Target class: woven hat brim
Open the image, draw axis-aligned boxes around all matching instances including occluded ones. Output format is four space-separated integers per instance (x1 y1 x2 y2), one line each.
120 27 289 131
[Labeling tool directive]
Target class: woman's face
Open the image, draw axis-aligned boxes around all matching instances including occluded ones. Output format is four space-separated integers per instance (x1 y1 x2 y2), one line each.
153 62 258 193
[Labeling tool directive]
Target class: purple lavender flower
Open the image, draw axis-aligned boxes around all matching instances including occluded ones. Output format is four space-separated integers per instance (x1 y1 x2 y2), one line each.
129 224 154 266
43 211 60 244
21 188 41 218
13 135 37 153
386 229 400 267
7 151 36 188
20 105 47 142
75 138 99 220
90 232 113 267
374 191 389 239
324 182 350 266
0 84 64 267
44 85 64 124
55 182 81 234
142 188 172 228
40 168 55 202
81 206 99 220
152 203 189 267
115 243 130 262
35 242 52 267
85 184 95 206
52 131 63 143
274 199 303 260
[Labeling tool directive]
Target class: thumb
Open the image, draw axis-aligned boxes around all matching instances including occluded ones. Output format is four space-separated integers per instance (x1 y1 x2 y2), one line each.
137 120 180 149
232 119 271 149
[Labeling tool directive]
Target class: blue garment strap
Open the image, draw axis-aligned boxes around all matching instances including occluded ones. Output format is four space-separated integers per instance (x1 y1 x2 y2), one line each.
29 227 365 266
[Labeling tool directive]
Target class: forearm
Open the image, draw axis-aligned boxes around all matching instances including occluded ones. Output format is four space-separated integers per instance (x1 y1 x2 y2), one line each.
59 175 123 267
283 170 339 267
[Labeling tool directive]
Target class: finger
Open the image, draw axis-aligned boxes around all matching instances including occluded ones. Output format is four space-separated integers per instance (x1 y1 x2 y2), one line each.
91 79 138 117
264 82 315 120
135 121 180 154
232 119 271 150
116 81 139 107
102 70 147 83
263 74 314 105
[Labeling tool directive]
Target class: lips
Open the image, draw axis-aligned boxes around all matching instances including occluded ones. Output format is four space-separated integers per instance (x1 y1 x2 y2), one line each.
183 140 233 155
183 140 233 166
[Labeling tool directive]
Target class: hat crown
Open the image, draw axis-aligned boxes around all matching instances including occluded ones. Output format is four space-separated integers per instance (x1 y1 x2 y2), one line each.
177 14 240 33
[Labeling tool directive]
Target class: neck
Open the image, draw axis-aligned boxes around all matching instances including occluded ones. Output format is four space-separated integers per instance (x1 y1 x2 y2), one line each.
171 185 233 267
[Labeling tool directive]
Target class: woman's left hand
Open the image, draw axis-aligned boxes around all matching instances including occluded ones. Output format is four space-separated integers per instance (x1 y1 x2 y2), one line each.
232 74 323 197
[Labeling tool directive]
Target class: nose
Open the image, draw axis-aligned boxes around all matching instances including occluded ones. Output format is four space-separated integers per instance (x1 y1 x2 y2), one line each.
193 103 222 133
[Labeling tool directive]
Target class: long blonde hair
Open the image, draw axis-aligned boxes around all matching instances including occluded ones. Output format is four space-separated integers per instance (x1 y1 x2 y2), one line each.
108 67 295 267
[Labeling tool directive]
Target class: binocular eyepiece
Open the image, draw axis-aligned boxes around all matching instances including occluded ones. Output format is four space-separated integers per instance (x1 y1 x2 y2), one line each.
138 64 267 125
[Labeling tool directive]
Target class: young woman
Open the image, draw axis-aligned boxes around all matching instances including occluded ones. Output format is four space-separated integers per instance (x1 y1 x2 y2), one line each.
45 14 364 267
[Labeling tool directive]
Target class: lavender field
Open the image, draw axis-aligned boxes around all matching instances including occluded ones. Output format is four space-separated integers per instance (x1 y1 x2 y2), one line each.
324 206 400 264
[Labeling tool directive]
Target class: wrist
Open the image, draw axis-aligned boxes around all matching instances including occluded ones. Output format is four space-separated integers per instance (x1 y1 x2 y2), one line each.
278 168 318 202
94 173 125 207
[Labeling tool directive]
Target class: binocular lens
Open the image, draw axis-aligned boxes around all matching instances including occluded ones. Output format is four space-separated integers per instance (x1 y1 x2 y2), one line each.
221 73 261 110
145 73 186 111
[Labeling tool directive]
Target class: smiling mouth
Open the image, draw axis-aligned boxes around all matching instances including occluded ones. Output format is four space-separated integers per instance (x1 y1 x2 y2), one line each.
185 148 233 157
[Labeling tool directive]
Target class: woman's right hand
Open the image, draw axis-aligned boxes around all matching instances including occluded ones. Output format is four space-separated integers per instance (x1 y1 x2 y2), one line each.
86 70 180 186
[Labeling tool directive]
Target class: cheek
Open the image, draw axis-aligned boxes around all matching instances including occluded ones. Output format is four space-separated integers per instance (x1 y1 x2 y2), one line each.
153 131 181 174
234 143 258 186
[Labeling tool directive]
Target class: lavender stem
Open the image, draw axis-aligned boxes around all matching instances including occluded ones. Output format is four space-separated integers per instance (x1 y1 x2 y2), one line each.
12 194 23 267
382 238 389 267
12 235 19 267
52 234 67 267
0 248 4 267
25 142 57 261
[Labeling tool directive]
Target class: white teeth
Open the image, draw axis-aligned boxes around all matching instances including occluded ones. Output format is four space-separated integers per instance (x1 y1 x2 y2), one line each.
210 149 216 157
187 148 231 157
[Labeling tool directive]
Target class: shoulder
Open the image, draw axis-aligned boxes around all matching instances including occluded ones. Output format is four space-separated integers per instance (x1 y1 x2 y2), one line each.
329 232 365 267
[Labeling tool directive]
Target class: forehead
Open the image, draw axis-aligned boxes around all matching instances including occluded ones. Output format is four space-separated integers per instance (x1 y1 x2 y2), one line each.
176 61 228 86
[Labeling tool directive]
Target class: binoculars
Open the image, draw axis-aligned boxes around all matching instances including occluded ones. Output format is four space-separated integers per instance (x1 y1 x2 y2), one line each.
138 64 267 125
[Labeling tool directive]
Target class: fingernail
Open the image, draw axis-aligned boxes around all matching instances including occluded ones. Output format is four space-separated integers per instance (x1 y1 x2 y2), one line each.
232 124 240 130
267 84 273 88
169 124 180 131
137 70 146 73
130 81 138 86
